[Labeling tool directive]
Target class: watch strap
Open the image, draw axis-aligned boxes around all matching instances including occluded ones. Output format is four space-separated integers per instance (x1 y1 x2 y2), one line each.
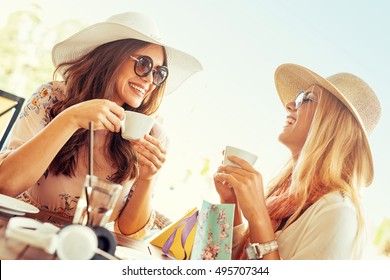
245 240 278 259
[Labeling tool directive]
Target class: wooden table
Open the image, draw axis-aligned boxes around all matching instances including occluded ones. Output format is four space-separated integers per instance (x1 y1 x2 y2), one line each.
0 210 167 260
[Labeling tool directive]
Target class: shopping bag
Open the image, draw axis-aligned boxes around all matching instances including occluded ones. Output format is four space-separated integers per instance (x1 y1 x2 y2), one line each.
147 208 198 260
190 200 235 260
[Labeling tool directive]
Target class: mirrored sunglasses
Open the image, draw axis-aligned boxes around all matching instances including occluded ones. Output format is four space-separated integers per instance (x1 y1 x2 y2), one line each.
294 90 318 110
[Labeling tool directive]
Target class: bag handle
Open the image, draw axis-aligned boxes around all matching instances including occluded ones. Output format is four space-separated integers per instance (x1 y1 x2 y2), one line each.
162 210 198 259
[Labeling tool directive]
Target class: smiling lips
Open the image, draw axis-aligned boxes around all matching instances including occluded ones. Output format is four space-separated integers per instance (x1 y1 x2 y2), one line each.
285 116 296 126
129 82 146 96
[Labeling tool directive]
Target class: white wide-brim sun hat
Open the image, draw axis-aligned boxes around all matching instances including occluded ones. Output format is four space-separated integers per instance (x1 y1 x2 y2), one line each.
52 12 202 95
274 63 382 184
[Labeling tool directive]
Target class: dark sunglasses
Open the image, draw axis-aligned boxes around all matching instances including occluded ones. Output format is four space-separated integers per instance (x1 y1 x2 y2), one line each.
130 55 168 86
294 90 318 110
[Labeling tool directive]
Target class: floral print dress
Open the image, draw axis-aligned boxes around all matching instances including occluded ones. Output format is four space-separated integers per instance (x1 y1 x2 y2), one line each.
0 81 164 238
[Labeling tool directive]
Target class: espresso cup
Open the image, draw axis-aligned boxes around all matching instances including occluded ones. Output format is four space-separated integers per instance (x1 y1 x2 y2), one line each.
223 145 258 167
120 111 155 141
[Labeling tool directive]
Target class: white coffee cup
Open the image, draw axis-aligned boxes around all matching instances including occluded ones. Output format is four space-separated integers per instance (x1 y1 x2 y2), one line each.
120 111 155 141
223 145 258 167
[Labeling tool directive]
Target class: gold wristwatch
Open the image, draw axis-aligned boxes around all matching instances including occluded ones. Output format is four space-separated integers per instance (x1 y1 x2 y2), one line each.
245 240 278 259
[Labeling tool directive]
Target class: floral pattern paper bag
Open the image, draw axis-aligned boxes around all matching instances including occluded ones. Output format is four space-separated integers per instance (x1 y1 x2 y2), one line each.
190 200 235 260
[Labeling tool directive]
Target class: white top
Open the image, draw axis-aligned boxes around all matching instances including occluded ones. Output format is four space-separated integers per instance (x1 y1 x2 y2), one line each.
233 192 365 259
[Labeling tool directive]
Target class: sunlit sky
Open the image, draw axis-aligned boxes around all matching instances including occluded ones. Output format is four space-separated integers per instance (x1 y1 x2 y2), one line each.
2 0 389 226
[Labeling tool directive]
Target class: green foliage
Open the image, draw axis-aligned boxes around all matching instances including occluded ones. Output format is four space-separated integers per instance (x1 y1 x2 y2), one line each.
200 158 210 176
374 218 390 256
0 8 85 100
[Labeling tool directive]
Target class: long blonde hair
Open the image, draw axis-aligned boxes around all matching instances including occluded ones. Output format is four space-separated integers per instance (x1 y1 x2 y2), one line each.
267 86 373 236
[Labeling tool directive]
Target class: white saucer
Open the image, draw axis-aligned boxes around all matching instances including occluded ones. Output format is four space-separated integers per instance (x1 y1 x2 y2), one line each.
0 194 39 214
0 206 26 216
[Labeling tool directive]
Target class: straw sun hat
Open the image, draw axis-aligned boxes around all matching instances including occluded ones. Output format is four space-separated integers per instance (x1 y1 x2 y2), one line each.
274 63 381 182
52 12 202 95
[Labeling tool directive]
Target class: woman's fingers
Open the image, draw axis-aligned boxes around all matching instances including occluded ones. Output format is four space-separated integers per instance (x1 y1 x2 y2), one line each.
107 101 125 120
133 136 166 171
144 134 166 156
96 101 124 132
136 152 158 173
218 164 249 178
104 109 122 132
215 163 263 196
68 99 124 131
225 155 256 172
135 145 163 170
214 171 247 190
135 135 166 163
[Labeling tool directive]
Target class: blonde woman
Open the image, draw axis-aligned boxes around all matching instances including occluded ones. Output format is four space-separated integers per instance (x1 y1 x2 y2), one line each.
214 63 381 259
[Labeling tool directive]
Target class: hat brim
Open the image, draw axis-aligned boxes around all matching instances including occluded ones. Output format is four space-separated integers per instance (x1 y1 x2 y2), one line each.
274 63 374 184
52 22 202 95
274 64 365 135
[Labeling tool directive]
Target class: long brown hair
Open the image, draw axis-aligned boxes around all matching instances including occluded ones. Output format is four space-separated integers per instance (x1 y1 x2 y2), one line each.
49 39 167 183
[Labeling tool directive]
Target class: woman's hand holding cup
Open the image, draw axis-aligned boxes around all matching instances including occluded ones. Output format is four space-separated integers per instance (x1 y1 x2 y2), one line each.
133 133 167 181
214 145 258 203
61 99 124 132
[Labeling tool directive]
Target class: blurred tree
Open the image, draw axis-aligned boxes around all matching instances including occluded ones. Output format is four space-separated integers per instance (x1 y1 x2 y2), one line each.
374 218 390 257
0 5 84 100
